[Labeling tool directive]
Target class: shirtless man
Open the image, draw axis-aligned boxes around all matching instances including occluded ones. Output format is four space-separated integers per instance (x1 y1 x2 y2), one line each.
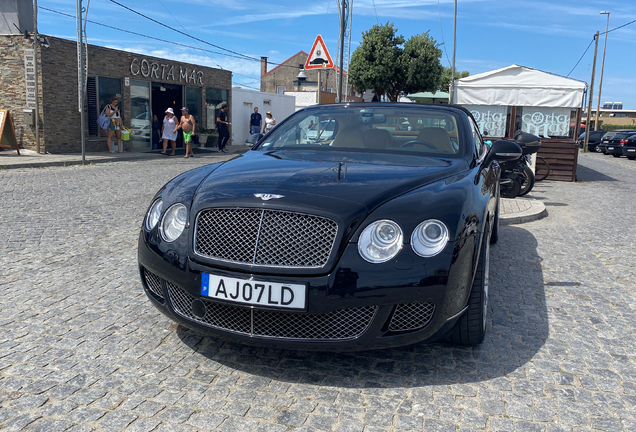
175 107 196 158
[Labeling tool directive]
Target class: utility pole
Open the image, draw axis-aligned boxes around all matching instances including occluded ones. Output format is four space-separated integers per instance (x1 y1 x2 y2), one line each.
449 0 457 104
583 32 600 154
33 0 40 153
594 11 610 132
337 0 346 102
76 0 86 164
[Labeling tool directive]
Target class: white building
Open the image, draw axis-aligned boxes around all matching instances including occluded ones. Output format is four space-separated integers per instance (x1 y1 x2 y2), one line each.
231 87 296 145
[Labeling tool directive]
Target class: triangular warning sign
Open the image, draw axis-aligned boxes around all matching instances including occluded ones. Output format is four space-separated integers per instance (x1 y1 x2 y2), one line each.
304 35 334 70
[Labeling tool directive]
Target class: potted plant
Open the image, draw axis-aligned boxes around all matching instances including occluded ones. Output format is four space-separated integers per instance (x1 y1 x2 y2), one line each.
197 126 219 148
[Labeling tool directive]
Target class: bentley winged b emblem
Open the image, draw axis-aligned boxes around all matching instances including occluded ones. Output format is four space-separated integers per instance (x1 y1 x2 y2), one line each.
254 193 285 201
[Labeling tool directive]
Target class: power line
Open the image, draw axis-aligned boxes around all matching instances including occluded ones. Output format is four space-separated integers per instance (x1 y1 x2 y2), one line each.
437 0 451 68
108 0 256 62
567 18 636 77
371 0 380 25
38 6 257 62
107 0 298 70
567 37 594 77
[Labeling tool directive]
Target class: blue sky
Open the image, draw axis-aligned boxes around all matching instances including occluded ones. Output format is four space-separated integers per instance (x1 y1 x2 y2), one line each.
37 0 636 108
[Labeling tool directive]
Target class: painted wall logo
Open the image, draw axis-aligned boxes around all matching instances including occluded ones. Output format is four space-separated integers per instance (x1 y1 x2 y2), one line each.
130 58 203 85
467 106 507 137
521 108 570 137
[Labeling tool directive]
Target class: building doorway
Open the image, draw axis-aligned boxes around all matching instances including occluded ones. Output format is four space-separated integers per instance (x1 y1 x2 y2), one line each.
152 83 183 147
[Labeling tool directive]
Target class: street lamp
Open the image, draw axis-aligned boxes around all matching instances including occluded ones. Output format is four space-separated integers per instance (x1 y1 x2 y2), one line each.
594 11 610 131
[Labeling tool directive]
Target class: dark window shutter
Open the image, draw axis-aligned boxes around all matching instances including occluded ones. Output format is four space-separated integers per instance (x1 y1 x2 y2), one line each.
87 77 97 136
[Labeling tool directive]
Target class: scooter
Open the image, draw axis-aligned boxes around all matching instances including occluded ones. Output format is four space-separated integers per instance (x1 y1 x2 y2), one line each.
497 131 541 199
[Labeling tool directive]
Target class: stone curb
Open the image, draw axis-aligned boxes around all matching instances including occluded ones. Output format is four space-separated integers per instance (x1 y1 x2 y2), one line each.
0 148 248 170
500 198 548 225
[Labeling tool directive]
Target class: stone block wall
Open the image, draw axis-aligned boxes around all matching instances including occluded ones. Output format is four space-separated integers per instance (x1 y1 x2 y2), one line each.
39 37 232 153
0 35 43 152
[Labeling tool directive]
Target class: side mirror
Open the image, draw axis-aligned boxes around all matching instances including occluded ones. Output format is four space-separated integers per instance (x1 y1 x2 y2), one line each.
246 133 263 145
486 140 522 164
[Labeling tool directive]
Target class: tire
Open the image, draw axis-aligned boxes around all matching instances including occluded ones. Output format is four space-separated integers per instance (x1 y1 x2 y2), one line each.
442 221 491 345
613 154 621 158
535 156 550 182
518 165 535 196
500 177 521 198
628 157 635 161
490 195 499 245
595 145 603 153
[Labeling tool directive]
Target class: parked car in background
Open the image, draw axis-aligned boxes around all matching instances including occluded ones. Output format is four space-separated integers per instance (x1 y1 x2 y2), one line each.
620 134 636 160
578 130 605 152
606 132 636 158
138 103 524 350
598 130 636 154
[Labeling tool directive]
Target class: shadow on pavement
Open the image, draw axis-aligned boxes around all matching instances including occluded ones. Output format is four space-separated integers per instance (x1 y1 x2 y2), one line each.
177 225 548 388
576 164 618 182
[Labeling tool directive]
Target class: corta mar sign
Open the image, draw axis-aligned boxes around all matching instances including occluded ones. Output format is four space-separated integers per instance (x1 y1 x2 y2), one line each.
130 58 204 85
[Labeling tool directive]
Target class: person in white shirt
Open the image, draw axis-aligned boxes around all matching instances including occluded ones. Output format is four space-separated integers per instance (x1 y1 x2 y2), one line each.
263 111 276 133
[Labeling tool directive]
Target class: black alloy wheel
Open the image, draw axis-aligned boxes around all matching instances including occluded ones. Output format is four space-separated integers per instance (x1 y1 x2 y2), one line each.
442 221 491 345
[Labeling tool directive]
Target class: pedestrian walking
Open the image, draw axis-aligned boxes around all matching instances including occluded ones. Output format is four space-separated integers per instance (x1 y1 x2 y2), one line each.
161 108 178 156
249 107 262 135
152 114 161 150
104 96 123 153
263 111 276 133
217 104 230 153
176 107 196 158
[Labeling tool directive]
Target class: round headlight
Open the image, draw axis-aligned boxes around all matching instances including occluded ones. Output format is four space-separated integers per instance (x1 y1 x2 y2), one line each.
161 203 188 242
145 199 163 231
411 219 449 257
358 220 403 263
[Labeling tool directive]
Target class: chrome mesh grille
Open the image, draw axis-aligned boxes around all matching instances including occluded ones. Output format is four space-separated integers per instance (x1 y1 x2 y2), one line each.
195 208 338 268
388 303 435 332
143 268 164 302
167 283 375 340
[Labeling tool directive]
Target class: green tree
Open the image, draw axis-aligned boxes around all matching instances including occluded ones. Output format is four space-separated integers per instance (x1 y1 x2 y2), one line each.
440 67 470 93
349 23 444 102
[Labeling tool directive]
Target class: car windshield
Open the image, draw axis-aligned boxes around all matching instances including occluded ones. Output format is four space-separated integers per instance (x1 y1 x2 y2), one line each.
256 106 464 158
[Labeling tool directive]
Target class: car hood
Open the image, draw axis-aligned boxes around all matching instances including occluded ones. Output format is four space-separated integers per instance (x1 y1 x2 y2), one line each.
192 150 468 216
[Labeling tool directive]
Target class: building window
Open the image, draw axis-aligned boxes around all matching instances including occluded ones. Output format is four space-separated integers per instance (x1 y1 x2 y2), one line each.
87 76 121 137
205 88 228 129
464 105 509 138
326 88 333 93
263 100 271 106
185 87 201 124
130 80 151 150
277 86 286 95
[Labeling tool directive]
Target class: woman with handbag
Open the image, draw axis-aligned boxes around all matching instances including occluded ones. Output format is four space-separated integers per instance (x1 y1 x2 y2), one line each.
104 96 123 153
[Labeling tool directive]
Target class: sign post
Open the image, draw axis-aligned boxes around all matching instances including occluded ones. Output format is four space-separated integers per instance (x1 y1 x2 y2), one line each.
305 35 334 106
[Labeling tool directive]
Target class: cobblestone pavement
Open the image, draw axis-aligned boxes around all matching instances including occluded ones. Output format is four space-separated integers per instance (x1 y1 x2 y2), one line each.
1 152 635 431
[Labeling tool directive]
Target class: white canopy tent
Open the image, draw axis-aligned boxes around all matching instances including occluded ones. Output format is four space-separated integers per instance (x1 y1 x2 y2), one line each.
454 65 586 108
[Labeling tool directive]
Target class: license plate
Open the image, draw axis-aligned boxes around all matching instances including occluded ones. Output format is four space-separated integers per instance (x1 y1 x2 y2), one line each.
607 147 614 150
628 149 635 152
201 274 306 310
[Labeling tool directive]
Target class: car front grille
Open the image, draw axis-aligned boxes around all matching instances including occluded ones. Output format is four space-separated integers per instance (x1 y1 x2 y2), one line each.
143 268 165 303
388 302 435 332
167 283 376 340
194 208 338 268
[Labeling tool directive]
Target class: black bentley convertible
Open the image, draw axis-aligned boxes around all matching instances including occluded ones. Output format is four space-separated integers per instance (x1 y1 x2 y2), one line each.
138 103 522 350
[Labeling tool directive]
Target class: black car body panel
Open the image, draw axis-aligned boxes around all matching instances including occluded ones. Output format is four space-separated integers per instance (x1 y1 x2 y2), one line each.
621 135 636 159
606 132 636 157
137 103 503 350
578 130 605 152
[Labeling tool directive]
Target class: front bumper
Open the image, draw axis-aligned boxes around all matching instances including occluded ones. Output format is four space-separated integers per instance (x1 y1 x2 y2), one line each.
138 230 477 351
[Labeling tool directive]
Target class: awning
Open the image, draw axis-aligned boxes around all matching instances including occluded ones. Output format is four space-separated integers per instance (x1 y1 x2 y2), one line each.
455 65 586 108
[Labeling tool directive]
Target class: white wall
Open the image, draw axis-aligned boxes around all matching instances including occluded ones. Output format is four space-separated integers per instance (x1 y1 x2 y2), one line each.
285 91 317 111
231 87 296 145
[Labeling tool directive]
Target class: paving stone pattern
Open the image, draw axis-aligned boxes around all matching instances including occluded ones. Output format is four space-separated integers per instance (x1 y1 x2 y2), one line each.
1 152 636 431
